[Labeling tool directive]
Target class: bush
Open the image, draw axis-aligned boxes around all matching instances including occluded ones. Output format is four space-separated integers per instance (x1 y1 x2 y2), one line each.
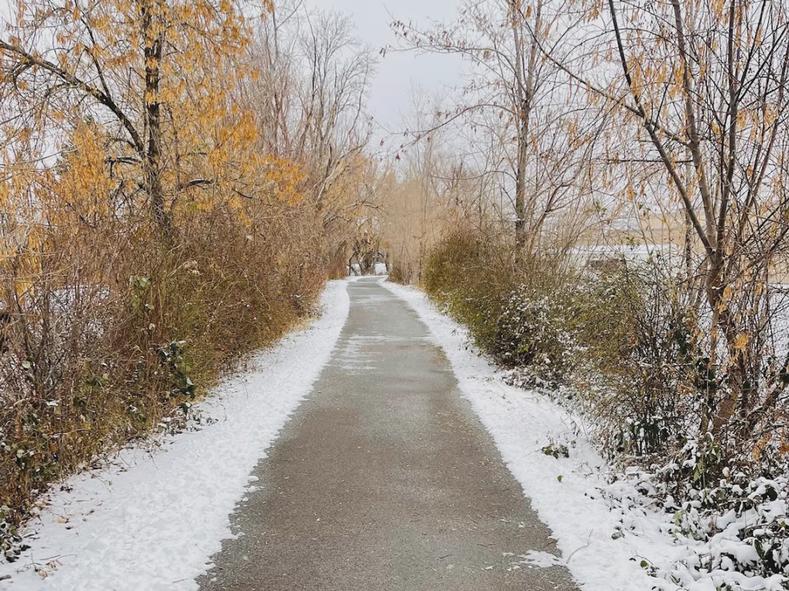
0 195 329 556
493 284 578 378
573 265 703 458
423 226 579 382
423 227 516 352
423 227 789 589
422 228 707 460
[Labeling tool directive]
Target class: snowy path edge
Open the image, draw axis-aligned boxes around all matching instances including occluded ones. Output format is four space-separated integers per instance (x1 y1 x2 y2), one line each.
0 280 351 591
381 280 685 591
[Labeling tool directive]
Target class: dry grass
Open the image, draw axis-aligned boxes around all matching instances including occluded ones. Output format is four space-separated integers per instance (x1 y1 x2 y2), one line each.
0 196 329 549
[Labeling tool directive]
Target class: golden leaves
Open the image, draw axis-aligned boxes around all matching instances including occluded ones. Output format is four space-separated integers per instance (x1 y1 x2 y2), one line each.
56 51 69 69
5 0 276 239
261 155 306 205
0 176 8 209
625 180 636 202
711 0 727 20
733 333 749 351
585 2 601 22
669 64 684 99
52 123 113 227
736 110 747 130
721 286 734 306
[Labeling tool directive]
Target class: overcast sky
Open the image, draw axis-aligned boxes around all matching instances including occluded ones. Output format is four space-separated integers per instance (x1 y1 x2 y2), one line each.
310 0 466 137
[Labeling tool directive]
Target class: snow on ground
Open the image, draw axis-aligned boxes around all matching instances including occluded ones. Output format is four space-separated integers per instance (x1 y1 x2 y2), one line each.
0 280 350 591
382 280 688 591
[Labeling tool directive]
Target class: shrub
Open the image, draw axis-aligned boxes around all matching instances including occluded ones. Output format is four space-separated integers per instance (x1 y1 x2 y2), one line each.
0 195 329 555
423 226 579 382
572 264 702 458
386 260 411 285
493 284 577 378
423 229 709 460
423 226 516 352
423 228 789 589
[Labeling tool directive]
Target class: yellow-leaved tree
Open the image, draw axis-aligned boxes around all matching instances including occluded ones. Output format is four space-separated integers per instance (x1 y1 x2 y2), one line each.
1 0 253 238
0 0 371 544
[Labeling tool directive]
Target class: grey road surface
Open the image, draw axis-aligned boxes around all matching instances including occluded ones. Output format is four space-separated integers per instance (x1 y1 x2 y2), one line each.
197 278 579 591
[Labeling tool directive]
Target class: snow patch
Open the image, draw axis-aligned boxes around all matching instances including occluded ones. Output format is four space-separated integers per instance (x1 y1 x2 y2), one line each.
0 280 350 591
521 550 565 568
382 280 684 591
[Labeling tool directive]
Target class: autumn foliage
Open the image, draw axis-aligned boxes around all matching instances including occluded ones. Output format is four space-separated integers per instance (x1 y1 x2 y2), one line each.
0 0 368 549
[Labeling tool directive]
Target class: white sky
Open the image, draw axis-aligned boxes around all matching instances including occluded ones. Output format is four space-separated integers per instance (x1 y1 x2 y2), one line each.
309 0 467 136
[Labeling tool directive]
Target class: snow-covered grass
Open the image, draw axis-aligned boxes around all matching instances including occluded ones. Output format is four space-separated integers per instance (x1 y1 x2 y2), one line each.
0 280 350 591
383 280 779 591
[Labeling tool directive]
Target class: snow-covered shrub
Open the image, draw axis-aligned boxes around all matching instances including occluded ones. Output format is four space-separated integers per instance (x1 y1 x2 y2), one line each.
574 264 701 458
493 285 578 380
600 462 789 590
424 228 789 586
541 441 570 458
0 505 24 562
424 226 581 383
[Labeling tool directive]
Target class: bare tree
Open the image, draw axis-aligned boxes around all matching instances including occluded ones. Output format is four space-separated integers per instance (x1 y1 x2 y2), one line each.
246 3 374 211
554 0 789 441
392 0 598 255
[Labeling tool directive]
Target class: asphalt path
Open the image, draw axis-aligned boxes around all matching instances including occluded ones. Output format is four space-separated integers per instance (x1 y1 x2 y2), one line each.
198 278 579 590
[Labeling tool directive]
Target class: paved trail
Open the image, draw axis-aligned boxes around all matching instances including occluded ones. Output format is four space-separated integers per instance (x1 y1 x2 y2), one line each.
198 278 578 590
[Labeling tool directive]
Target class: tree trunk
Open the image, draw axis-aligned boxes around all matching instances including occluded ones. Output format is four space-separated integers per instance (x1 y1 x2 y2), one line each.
510 1 527 252
703 253 751 437
510 0 540 255
142 0 172 239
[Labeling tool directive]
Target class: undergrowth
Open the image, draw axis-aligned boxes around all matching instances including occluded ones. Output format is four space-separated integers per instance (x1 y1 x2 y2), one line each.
0 203 330 560
423 225 789 589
